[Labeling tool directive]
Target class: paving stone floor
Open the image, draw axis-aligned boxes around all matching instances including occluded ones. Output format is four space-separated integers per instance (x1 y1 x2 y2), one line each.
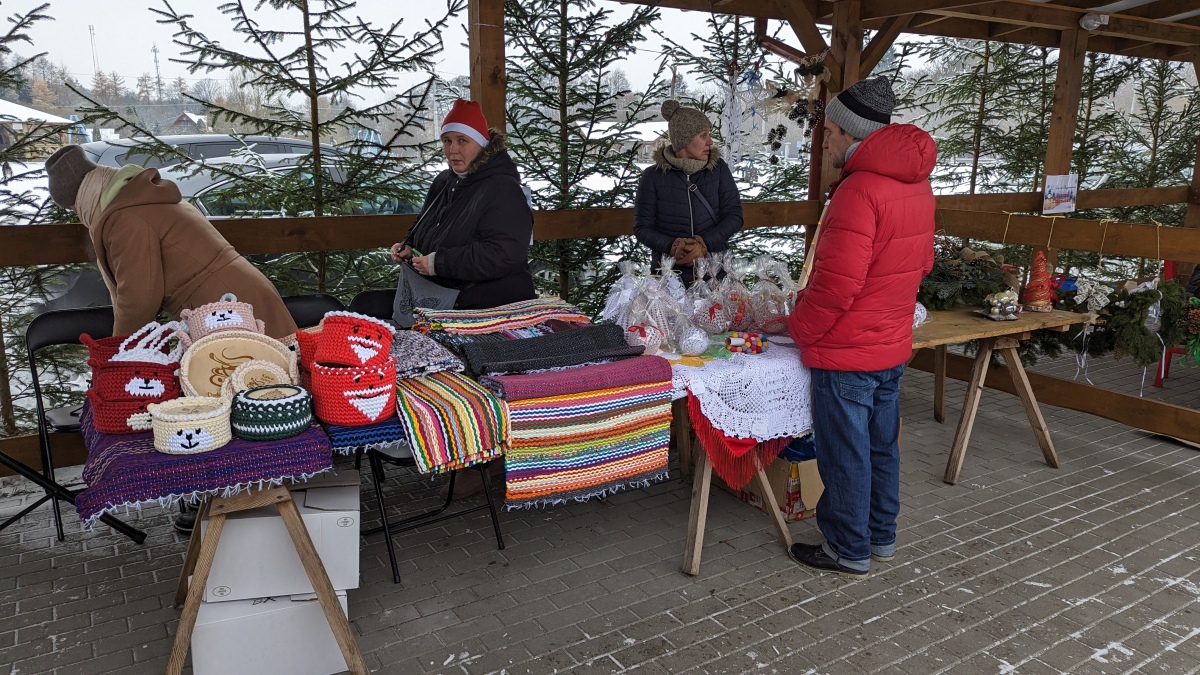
2 353 1199 674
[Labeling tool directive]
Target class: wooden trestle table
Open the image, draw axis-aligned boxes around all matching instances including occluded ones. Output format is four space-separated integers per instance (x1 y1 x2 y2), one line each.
678 307 1087 576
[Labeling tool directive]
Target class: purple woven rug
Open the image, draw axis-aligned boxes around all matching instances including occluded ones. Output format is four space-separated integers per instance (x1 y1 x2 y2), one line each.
76 402 333 528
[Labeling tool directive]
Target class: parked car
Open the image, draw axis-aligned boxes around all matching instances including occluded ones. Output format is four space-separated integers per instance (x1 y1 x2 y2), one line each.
156 154 416 217
80 134 342 168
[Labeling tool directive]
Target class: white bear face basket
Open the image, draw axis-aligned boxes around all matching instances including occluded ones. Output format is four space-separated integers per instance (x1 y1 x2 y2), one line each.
180 332 298 398
148 397 232 455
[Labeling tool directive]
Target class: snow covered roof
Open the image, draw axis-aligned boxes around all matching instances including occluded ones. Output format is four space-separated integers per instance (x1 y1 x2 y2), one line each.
174 112 206 125
0 99 73 124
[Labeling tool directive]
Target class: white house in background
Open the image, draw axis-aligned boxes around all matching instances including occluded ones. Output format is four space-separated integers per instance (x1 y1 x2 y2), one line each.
0 98 75 157
171 111 208 132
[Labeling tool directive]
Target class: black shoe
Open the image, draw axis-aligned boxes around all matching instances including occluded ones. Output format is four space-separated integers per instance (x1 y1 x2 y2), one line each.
788 543 869 579
174 510 196 535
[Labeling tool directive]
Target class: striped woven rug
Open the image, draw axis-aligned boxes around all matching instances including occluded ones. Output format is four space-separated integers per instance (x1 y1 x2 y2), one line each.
505 380 672 509
394 371 509 475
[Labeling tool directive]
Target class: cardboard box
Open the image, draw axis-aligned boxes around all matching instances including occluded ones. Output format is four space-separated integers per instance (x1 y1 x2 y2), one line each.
199 471 360 603
192 590 349 675
719 457 824 522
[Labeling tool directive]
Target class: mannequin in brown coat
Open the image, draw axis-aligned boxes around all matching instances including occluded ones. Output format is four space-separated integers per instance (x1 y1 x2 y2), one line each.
45 145 297 339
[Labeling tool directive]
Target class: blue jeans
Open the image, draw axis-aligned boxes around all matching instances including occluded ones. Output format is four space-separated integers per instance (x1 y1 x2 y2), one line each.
810 365 904 571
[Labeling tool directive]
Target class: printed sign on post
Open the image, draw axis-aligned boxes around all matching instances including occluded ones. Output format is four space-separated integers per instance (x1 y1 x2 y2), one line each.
1043 174 1078 214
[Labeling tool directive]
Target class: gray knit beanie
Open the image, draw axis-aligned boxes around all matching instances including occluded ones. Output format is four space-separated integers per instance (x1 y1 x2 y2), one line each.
824 77 895 140
661 100 711 152
45 144 99 208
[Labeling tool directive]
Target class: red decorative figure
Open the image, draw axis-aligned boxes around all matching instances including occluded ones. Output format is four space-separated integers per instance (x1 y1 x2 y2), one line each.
1023 249 1054 312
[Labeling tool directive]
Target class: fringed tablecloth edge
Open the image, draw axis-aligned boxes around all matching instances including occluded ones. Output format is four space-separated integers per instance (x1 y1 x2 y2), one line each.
504 466 670 511
78 467 333 530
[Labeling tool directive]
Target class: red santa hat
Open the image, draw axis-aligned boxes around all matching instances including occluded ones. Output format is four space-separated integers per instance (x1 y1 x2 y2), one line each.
441 99 491 148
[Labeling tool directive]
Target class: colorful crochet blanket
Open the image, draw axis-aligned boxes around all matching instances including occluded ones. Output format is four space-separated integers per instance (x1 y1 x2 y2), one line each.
481 355 672 402
505 378 673 509
391 330 463 380
76 402 333 528
394 371 509 475
414 298 590 335
323 416 407 456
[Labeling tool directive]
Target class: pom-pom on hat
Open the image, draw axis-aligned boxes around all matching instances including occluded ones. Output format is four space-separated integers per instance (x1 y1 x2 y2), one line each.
180 293 265 340
312 311 396 367
661 99 712 152
441 99 491 148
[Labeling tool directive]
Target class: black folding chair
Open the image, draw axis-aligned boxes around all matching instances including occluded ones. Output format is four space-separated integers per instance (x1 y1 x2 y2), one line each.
15 307 146 544
347 289 395 322
283 293 346 328
363 441 504 584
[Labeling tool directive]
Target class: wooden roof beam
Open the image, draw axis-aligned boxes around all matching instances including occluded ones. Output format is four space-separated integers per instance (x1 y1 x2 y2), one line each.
859 0 1002 19
1118 1 1200 21
860 14 914 78
931 2 1200 48
775 0 844 90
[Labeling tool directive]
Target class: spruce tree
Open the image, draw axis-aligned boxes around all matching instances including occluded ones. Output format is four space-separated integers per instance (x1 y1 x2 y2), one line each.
504 0 666 314
74 0 463 299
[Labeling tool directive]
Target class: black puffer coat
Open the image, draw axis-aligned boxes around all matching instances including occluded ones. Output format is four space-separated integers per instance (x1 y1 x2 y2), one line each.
633 144 743 284
405 129 537 309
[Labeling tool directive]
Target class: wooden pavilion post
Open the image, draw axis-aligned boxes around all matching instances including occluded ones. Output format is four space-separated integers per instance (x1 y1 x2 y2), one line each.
1181 60 1200 283
1040 28 1088 271
469 0 507 130
819 0 863 200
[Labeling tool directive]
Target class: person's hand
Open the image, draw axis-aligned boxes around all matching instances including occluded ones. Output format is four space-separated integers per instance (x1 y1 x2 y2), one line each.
690 235 708 259
672 237 696 264
389 243 412 263
679 241 705 266
411 254 433 275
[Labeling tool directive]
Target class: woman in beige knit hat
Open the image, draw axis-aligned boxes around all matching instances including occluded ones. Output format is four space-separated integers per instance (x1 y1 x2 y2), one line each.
44 144 296 339
632 100 743 285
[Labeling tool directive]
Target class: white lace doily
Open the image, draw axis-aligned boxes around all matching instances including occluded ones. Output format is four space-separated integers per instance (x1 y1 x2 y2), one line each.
671 346 812 441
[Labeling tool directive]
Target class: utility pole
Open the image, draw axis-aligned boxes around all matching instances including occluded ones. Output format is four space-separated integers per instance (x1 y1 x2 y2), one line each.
152 43 165 102
89 25 100 73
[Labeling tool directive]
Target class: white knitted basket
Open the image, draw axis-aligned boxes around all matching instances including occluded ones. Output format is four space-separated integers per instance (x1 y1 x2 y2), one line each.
148 396 232 455
220 359 293 399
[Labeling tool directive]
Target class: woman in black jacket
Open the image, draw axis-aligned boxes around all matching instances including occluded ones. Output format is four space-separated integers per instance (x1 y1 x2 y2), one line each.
390 99 536 309
633 100 743 285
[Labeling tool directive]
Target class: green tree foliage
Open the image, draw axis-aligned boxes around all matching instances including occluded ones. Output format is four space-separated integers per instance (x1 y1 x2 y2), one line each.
504 0 665 315
73 0 464 298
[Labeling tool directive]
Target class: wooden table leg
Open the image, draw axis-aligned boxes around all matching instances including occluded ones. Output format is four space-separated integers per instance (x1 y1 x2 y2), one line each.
174 500 209 609
998 344 1060 469
681 448 713 576
934 344 947 423
672 399 694 483
167 510 226 675
944 337 995 485
277 495 368 674
753 459 793 550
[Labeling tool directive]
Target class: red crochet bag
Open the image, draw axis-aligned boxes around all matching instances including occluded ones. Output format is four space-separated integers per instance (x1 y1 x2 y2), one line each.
312 312 395 367
88 359 181 403
310 357 397 426
86 390 153 434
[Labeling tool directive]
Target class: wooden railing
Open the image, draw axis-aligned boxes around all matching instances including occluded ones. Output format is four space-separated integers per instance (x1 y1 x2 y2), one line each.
3 186 1199 475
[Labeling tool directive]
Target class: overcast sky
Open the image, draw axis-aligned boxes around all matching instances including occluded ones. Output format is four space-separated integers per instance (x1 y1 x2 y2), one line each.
7 0 716 98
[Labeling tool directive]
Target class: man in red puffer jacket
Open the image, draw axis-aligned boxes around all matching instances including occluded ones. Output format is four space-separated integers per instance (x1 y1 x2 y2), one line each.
787 76 936 579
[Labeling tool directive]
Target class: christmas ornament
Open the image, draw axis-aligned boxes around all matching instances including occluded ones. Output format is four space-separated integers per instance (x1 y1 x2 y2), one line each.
981 289 1020 320
625 324 665 355
678 326 709 356
1022 250 1054 312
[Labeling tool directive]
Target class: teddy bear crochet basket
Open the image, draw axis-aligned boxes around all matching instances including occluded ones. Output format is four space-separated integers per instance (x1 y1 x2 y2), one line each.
180 293 266 339
148 396 232 455
310 357 397 426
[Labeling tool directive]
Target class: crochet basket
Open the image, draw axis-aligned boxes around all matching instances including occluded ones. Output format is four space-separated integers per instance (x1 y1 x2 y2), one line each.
148 396 233 455
312 311 395 367
219 359 293 399
230 385 313 441
88 359 181 404
82 320 190 366
180 293 265 340
180 331 298 398
310 357 397 426
86 390 153 434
